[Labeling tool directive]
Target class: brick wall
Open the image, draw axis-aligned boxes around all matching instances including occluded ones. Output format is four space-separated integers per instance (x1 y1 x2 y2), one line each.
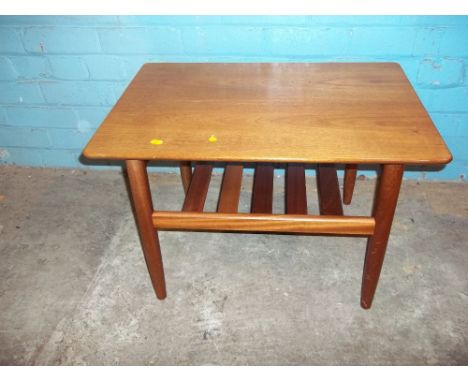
0 16 467 180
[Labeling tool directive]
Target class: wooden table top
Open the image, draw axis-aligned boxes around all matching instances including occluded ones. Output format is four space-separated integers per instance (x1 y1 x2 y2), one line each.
83 63 451 165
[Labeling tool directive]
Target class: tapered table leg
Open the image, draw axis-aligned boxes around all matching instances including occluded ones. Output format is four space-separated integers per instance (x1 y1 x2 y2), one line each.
126 159 167 300
361 164 404 309
343 164 357 205
180 161 192 195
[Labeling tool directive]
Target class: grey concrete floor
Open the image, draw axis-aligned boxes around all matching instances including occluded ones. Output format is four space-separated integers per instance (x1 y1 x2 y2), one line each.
0 166 467 365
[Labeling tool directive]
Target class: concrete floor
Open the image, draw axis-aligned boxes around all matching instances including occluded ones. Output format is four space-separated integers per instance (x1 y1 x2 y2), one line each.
0 166 467 365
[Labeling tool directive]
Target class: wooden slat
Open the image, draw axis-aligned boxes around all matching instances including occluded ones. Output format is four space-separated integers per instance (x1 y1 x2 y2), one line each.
179 161 192 194
316 164 343 216
182 163 212 212
153 211 375 236
286 164 307 214
343 164 358 205
217 164 243 213
251 164 274 213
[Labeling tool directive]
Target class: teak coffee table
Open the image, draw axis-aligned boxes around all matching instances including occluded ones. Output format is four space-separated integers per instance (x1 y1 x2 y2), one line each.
83 63 451 309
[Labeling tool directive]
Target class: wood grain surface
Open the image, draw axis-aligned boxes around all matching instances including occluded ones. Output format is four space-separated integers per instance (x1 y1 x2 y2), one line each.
83 63 452 164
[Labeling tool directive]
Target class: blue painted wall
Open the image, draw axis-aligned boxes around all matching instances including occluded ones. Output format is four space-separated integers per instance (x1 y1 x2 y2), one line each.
0 16 467 180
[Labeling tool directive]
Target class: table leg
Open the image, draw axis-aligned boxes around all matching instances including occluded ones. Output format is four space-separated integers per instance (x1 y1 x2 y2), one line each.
343 164 357 205
180 161 192 195
126 159 167 300
361 164 403 309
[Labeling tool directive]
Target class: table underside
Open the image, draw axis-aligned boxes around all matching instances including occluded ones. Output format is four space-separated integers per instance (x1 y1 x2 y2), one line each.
126 159 404 309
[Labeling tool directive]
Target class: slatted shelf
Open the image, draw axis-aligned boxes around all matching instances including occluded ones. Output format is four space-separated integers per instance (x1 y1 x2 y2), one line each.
170 162 370 236
181 162 347 216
